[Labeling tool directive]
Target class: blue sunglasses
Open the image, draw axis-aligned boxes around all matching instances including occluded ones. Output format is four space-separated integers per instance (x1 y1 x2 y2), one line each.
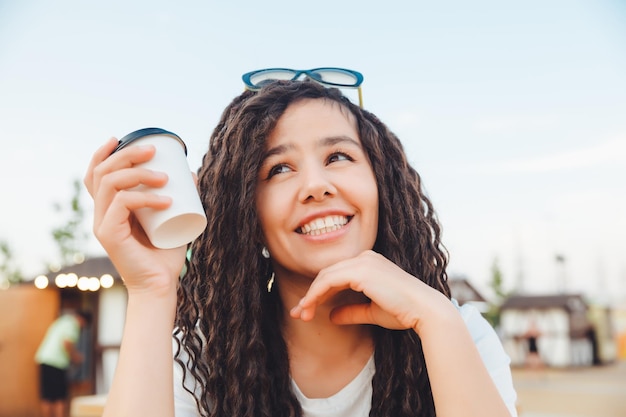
242 67 364 107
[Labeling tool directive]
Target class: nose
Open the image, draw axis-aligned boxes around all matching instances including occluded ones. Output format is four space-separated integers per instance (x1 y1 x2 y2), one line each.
298 164 337 203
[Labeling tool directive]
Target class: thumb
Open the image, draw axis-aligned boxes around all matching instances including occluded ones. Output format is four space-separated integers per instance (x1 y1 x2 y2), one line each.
330 303 375 326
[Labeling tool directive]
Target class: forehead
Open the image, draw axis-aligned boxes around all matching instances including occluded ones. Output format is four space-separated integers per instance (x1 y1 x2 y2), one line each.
267 99 359 146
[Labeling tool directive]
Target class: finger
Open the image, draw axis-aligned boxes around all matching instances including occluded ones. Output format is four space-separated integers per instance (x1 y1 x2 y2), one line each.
95 189 171 247
299 259 368 309
93 168 169 226
84 137 119 196
294 271 355 321
96 187 172 232
300 280 353 308
90 144 157 199
104 168 168 192
292 251 385 321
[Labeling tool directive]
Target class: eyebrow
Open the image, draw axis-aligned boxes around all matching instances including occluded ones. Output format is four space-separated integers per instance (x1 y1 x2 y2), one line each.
262 135 362 160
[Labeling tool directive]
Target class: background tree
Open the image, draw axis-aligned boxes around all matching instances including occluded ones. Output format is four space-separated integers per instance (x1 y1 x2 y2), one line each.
0 239 24 288
484 257 510 328
50 178 89 268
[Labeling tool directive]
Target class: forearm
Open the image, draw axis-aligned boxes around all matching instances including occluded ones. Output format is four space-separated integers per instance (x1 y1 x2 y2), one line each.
417 299 512 417
103 287 177 417
64 340 82 363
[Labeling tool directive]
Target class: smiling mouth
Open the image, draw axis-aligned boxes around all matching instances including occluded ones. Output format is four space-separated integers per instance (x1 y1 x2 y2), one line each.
296 215 351 236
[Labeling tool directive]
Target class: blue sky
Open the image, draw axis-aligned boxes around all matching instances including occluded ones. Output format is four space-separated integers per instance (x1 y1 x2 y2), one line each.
1 0 625 302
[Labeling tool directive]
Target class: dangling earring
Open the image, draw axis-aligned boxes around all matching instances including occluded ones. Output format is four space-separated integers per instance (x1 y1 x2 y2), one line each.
266 272 275 293
261 246 270 259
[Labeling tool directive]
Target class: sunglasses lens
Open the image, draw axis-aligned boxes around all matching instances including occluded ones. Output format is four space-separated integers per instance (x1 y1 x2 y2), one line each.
309 69 360 87
248 69 296 88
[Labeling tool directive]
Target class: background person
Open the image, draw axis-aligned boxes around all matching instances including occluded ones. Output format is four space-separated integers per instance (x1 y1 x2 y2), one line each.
523 319 543 369
35 310 91 417
85 72 517 417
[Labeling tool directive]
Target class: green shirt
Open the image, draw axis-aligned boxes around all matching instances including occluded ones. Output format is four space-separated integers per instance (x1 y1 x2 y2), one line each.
35 314 80 369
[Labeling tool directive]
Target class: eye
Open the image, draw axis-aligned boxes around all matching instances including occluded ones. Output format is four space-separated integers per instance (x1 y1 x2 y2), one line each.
267 163 292 179
327 151 354 164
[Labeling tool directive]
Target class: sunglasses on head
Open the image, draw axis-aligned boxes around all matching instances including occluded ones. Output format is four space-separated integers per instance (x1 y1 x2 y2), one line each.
241 67 364 108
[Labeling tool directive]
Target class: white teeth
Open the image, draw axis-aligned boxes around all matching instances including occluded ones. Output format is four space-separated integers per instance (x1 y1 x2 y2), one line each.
299 215 348 235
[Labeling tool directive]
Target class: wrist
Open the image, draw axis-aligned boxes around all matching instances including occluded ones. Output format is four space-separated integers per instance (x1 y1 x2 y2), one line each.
413 292 460 336
125 287 178 330
124 272 179 299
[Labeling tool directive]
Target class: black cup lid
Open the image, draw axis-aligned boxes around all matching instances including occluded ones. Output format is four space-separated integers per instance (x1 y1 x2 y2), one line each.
112 127 187 155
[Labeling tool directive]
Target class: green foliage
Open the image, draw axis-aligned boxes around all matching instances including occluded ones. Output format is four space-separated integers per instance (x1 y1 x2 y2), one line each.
490 257 507 300
483 304 501 328
484 257 510 328
0 239 24 285
51 178 88 267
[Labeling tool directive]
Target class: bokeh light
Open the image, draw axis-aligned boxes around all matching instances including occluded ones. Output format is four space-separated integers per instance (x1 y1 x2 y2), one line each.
34 275 49 289
100 274 114 289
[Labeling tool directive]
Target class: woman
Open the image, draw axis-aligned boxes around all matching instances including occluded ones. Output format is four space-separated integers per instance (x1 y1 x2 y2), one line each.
85 76 517 417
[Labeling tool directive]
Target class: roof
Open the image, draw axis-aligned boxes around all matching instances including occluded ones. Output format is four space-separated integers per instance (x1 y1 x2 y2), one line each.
500 294 588 313
47 256 121 280
449 276 487 304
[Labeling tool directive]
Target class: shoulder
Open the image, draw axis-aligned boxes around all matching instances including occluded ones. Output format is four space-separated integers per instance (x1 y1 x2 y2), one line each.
57 314 79 325
57 315 80 335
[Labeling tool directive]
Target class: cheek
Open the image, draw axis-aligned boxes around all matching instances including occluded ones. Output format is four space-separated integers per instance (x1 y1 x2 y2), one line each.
256 186 289 240
362 169 379 209
366 172 380 233
367 189 380 239
255 190 272 237
353 169 379 240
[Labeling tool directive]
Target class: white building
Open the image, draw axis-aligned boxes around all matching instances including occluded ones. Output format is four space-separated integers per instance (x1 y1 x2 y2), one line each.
499 294 597 367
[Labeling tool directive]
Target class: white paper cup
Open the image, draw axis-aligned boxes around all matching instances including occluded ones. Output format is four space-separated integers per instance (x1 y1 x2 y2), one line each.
113 128 207 249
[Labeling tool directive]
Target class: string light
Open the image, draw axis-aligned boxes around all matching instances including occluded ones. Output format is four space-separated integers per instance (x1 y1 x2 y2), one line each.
34 272 116 290
34 275 49 289
100 274 114 289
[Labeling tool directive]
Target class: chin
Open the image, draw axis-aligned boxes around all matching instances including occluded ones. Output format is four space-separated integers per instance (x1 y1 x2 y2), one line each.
312 249 364 271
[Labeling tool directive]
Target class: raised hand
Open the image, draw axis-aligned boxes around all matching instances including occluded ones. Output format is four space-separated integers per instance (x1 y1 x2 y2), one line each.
290 250 450 333
84 137 187 295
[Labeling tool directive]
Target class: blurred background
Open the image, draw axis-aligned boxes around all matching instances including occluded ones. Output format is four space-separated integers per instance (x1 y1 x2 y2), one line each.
0 1 625 416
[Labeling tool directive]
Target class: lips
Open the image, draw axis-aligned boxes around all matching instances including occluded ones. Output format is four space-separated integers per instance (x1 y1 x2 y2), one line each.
296 215 351 235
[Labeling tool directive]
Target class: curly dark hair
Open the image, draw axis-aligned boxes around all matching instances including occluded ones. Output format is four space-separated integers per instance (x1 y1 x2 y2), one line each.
174 80 450 417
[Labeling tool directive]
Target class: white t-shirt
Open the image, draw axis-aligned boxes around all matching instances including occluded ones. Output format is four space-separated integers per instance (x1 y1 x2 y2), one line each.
173 301 518 417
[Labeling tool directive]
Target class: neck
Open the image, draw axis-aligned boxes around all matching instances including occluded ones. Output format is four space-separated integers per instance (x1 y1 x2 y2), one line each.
275 272 373 360
272 271 375 398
